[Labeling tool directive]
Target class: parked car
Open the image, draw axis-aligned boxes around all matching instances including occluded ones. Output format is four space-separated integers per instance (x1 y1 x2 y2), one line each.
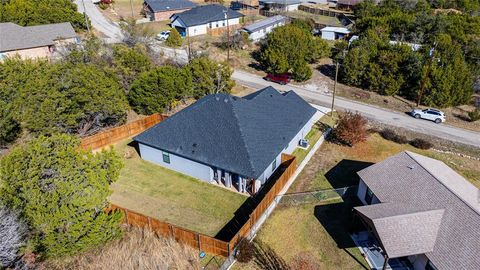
264 73 291 85
156 31 170 41
410 108 446 123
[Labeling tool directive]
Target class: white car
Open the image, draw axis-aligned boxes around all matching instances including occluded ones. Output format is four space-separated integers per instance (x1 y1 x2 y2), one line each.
156 31 170 41
410 108 446 124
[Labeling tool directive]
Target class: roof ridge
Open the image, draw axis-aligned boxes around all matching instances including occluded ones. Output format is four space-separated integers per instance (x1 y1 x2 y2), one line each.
229 96 257 177
404 151 480 216
374 207 445 221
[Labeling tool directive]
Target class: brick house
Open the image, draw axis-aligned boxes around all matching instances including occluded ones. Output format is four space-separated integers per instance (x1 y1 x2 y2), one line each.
143 0 197 21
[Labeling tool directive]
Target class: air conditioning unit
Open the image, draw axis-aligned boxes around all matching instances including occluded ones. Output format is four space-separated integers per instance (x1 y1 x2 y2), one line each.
298 139 309 149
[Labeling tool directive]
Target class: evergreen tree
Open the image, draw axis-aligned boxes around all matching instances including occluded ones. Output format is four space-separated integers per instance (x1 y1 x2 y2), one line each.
165 28 183 48
189 57 234 98
0 135 123 258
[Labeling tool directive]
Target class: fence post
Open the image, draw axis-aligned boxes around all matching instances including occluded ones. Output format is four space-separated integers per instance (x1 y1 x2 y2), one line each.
124 209 129 225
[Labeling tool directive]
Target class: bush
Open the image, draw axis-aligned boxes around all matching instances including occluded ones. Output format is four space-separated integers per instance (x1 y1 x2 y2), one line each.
333 111 368 146
0 135 124 258
379 128 408 144
235 239 255 263
410 138 433 150
165 28 183 48
467 109 480 122
0 101 21 147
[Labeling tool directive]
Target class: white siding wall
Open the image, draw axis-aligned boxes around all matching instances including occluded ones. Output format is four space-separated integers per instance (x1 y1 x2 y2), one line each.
286 4 300 11
248 21 286 42
187 24 208 36
139 144 213 182
321 31 336 40
182 18 240 37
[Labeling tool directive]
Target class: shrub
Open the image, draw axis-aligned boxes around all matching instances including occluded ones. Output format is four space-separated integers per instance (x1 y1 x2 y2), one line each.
0 101 21 147
333 111 368 146
0 134 124 258
0 207 27 268
379 128 408 144
468 109 480 122
410 138 433 150
235 239 255 263
165 28 183 48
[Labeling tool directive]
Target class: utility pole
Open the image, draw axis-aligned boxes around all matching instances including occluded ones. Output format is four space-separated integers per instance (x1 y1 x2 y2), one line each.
81 0 90 33
130 0 134 18
187 28 191 62
416 43 437 107
330 49 346 116
224 11 230 62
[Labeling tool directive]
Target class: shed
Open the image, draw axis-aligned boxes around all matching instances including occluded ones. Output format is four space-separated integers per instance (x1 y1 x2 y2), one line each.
320 26 350 40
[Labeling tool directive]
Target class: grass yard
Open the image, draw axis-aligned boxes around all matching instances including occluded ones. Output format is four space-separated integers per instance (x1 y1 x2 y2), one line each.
109 139 247 237
113 0 144 19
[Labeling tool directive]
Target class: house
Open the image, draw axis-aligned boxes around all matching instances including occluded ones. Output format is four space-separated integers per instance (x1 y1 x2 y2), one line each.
143 0 197 21
0 22 78 60
259 0 301 12
320 26 350 40
231 0 260 16
242 15 287 42
133 87 320 194
353 151 480 270
170 4 244 37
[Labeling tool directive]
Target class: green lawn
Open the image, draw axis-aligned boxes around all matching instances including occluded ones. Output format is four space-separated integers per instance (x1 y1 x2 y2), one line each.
109 139 247 237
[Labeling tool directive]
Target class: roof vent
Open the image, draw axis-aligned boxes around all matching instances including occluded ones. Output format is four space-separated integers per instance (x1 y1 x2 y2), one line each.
270 94 273 97
407 165 416 170
224 98 229 103
193 143 197 147
215 97 220 101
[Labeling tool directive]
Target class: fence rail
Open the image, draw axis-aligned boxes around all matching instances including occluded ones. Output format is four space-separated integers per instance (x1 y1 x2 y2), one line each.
80 114 168 150
280 186 357 206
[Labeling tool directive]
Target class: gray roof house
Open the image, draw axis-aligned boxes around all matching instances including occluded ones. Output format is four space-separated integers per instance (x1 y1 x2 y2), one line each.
354 151 480 270
134 87 319 194
143 0 197 21
0 22 77 59
243 15 287 42
170 4 244 37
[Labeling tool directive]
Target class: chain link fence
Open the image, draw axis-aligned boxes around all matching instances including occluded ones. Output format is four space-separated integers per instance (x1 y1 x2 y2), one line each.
279 186 357 206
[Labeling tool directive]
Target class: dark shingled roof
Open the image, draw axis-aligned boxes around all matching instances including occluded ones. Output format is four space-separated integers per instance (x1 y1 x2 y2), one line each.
144 0 197 12
0 22 76 52
134 87 316 178
356 151 480 269
170 4 244 27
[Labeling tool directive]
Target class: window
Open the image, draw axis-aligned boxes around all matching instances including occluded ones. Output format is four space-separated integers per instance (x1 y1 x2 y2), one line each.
425 260 438 270
272 159 276 172
365 187 374 205
209 23 212 28
216 22 219 28
223 22 225 27
162 152 170 164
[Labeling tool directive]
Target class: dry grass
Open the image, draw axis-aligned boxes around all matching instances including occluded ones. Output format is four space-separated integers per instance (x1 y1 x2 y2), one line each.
46 228 201 270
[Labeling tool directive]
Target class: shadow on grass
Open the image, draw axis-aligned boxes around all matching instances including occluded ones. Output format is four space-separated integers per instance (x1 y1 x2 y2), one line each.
252 240 289 270
314 197 369 270
215 160 293 241
325 159 374 188
317 64 336 79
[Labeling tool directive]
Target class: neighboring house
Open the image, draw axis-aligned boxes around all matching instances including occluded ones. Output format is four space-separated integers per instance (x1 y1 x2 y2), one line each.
170 4 244 37
0 22 78 60
143 0 197 21
320 26 350 40
231 0 260 16
242 15 287 42
133 87 320 195
353 151 480 270
259 0 301 12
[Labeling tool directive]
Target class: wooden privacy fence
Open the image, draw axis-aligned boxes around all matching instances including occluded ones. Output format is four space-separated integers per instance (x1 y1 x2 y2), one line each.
107 153 297 257
80 113 168 150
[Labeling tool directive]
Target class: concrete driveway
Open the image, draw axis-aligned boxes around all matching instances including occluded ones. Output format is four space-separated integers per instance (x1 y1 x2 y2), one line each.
75 0 123 43
233 70 480 148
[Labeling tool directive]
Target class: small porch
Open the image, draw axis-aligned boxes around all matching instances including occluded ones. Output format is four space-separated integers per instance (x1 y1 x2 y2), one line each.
351 231 412 270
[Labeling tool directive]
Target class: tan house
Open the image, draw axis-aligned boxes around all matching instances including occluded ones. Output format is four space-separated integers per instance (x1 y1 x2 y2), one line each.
143 0 197 21
0 22 78 60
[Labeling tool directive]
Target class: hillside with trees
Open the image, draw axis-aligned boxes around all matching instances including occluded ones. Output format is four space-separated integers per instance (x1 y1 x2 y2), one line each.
340 0 479 107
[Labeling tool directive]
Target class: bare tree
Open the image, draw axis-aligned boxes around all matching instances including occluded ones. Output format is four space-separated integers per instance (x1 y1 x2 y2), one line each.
0 207 27 267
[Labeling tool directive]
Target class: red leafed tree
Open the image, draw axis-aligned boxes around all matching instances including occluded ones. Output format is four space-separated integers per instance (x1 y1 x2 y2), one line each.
334 111 368 146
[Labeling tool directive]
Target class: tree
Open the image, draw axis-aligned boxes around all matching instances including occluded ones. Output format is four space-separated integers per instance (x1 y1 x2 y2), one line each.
165 28 183 48
0 0 89 30
0 207 27 268
259 24 330 82
112 44 153 91
0 135 123 258
333 112 368 146
13 62 128 136
129 66 193 114
120 18 155 47
0 101 21 147
189 57 234 98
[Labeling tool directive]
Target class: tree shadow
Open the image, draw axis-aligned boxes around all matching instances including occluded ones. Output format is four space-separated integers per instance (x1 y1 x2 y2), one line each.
317 64 336 79
325 159 374 189
252 240 289 270
453 113 471 122
127 140 140 156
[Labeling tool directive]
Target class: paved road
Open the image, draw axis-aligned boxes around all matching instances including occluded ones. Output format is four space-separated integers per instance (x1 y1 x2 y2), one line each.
75 0 123 42
233 70 480 148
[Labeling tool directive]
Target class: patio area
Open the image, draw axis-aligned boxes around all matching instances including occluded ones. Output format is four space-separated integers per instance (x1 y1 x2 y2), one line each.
351 231 412 270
